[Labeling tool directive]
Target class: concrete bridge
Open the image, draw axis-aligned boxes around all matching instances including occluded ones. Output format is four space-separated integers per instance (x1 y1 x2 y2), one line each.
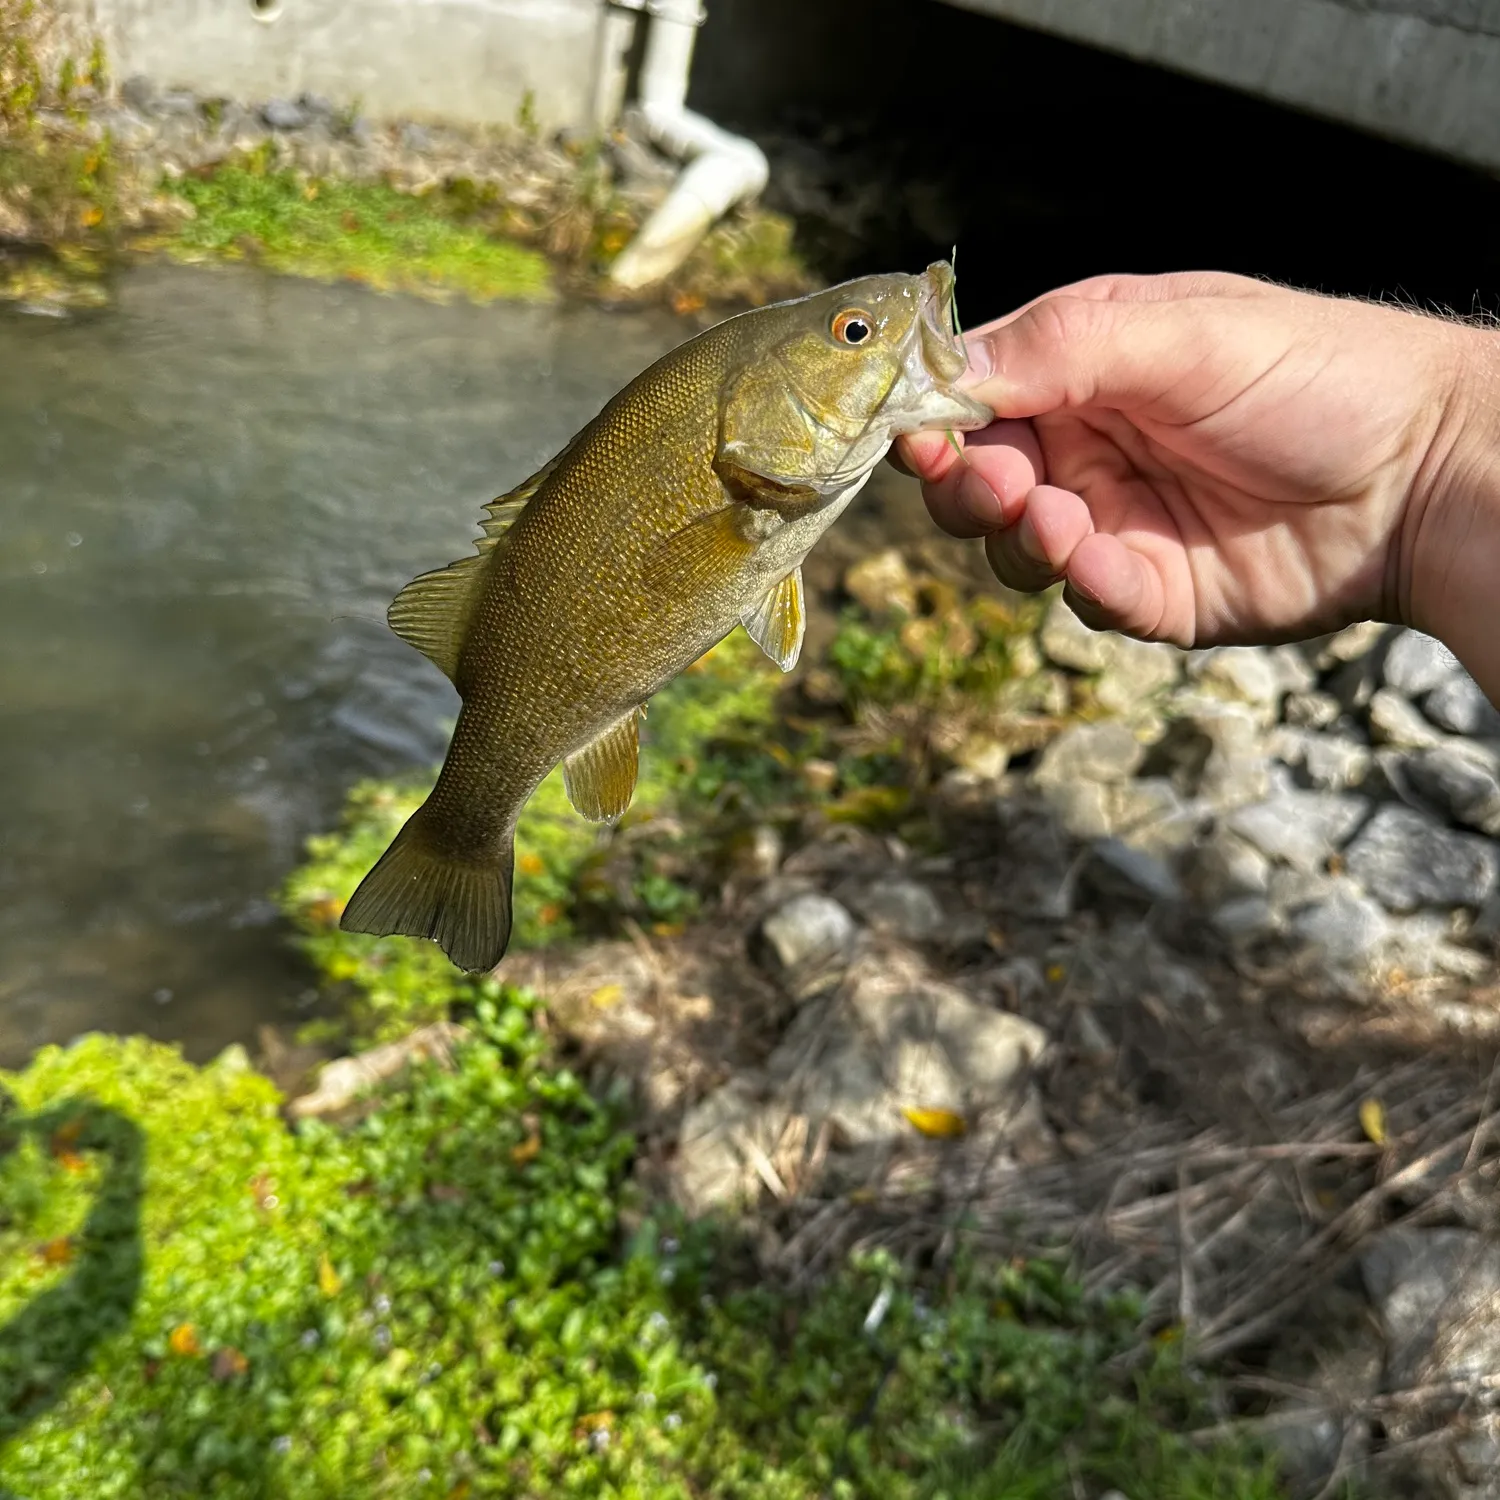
70 0 1500 174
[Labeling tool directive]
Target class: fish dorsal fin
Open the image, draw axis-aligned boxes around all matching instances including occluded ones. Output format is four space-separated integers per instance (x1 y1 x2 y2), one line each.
741 566 805 672
563 710 641 822
642 506 759 594
386 554 490 685
387 450 567 684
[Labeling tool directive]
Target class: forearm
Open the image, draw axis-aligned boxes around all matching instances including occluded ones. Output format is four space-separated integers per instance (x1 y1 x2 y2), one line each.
1406 323 1500 706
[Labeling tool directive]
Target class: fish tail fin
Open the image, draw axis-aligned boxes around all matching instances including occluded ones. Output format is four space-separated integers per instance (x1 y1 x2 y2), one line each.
340 812 514 974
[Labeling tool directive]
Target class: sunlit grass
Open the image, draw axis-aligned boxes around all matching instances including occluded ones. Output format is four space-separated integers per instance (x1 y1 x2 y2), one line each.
164 157 552 303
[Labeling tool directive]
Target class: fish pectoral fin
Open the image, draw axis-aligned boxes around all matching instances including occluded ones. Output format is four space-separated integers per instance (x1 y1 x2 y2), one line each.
563 710 641 822
641 507 759 594
387 553 489 685
715 454 824 519
741 566 805 673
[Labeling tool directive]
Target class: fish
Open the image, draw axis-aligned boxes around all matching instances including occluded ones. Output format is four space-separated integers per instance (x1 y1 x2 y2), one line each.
340 261 992 972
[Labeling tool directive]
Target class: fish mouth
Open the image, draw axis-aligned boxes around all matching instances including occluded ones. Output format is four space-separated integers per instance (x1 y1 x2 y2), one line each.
917 262 968 384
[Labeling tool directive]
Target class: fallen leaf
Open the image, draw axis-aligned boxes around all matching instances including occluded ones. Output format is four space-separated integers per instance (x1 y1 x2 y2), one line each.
577 1410 614 1432
37 1236 74 1266
518 852 546 877
210 1347 249 1381
1045 964 1066 983
317 1253 342 1298
169 1323 201 1357
55 1150 88 1174
1359 1097 1387 1146
588 983 624 1010
670 290 705 315
81 206 104 228
510 1129 542 1165
305 897 344 926
902 1107 967 1139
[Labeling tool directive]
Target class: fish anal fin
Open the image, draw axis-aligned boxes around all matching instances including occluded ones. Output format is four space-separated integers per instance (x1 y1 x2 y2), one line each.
563 710 641 822
387 553 491 685
741 566 805 672
641 507 759 595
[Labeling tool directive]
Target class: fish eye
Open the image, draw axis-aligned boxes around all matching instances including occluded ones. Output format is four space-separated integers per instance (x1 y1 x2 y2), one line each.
831 309 874 346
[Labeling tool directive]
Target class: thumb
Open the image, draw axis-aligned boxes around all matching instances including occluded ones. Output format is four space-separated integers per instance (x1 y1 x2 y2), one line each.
962 275 1265 424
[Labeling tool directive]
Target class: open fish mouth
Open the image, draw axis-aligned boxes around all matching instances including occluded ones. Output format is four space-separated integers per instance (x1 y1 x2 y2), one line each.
916 262 968 385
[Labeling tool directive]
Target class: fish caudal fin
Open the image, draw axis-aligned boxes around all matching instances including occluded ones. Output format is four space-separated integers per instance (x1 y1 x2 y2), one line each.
340 816 514 974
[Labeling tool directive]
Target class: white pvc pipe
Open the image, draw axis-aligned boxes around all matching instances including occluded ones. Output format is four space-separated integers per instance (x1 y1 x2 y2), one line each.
607 0 769 291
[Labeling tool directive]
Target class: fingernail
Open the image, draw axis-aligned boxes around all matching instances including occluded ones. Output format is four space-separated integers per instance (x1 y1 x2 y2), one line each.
958 337 993 386
1017 517 1049 567
956 468 1003 528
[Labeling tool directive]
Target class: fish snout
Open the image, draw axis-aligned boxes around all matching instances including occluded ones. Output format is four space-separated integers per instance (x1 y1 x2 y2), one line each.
917 263 967 384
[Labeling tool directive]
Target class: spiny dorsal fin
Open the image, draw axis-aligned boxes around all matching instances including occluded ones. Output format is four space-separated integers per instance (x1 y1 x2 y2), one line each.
741 566 805 672
387 449 566 684
563 710 641 822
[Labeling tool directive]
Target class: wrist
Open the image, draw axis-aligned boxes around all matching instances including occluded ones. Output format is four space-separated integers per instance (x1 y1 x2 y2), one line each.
1402 321 1500 704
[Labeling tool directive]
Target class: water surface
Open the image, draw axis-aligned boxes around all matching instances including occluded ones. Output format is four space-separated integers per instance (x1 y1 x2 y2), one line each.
0 266 685 1066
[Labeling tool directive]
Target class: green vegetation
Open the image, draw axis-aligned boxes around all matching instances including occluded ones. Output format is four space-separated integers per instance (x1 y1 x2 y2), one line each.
0 1008 1278 1498
164 153 553 303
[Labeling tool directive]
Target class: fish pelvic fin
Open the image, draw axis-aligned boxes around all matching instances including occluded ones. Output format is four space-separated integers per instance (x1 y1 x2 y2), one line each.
563 709 641 821
741 565 805 672
340 814 514 974
642 507 759 595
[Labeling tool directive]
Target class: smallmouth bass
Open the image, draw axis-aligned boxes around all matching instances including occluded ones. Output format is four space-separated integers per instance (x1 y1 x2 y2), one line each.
342 262 991 971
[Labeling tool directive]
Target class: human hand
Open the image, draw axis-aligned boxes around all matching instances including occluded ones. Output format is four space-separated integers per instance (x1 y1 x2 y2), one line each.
894 272 1500 691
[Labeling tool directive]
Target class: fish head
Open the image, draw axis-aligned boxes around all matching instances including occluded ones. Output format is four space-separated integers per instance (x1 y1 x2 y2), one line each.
719 261 993 496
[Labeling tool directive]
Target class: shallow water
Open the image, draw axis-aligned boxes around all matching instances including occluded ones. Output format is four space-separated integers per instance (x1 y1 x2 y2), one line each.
0 265 686 1067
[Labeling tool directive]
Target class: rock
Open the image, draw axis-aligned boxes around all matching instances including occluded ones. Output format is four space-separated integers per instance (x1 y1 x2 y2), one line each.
1424 673 1500 737
853 877 945 943
758 894 858 978
1312 619 1389 668
1104 776 1200 853
1157 701 1269 809
1404 743 1500 835
156 88 201 117
1282 689 1343 730
1368 687 1443 749
1361 1227 1500 1388
1326 653 1382 713
1039 596 1111 671
1032 721 1144 787
842 548 917 617
951 733 1009 780
1089 838 1182 903
1267 643 1318 695
120 74 156 113
298 92 337 120
1270 726 1372 790
1227 790 1369 871
1380 913 1493 981
845 959 1048 1111
1212 895 1279 938
1091 638 1182 712
1182 825 1272 906
1285 879 1392 965
1188 646 1282 711
675 1077 787 1212
400 122 434 152
1344 806 1498 911
1037 779 1112 840
262 97 309 131
288 1022 469 1119
1383 628 1462 697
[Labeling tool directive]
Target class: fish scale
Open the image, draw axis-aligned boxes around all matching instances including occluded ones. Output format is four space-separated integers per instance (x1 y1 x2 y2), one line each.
342 262 991 972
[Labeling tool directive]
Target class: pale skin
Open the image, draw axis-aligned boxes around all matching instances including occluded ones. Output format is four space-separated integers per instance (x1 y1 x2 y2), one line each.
892 271 1500 705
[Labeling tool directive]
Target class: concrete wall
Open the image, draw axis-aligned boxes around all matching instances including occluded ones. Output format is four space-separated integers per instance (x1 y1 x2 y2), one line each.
942 0 1500 172
69 0 610 129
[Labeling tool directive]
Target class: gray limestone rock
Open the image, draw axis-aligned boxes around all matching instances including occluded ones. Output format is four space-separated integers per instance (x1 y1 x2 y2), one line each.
1383 628 1462 697
1424 673 1500 737
1344 806 1498 911
1368 687 1443 750
759 894 858 975
1227 790 1369 872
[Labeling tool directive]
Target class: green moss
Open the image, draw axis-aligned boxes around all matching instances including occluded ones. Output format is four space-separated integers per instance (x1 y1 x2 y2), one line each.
162 155 553 303
0 1024 1280 1498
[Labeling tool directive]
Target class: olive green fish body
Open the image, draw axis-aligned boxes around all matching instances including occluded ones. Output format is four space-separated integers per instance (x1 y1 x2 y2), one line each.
342 263 990 971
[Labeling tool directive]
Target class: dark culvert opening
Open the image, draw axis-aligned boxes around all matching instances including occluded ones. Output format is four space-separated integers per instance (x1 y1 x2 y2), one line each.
689 0 1500 324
